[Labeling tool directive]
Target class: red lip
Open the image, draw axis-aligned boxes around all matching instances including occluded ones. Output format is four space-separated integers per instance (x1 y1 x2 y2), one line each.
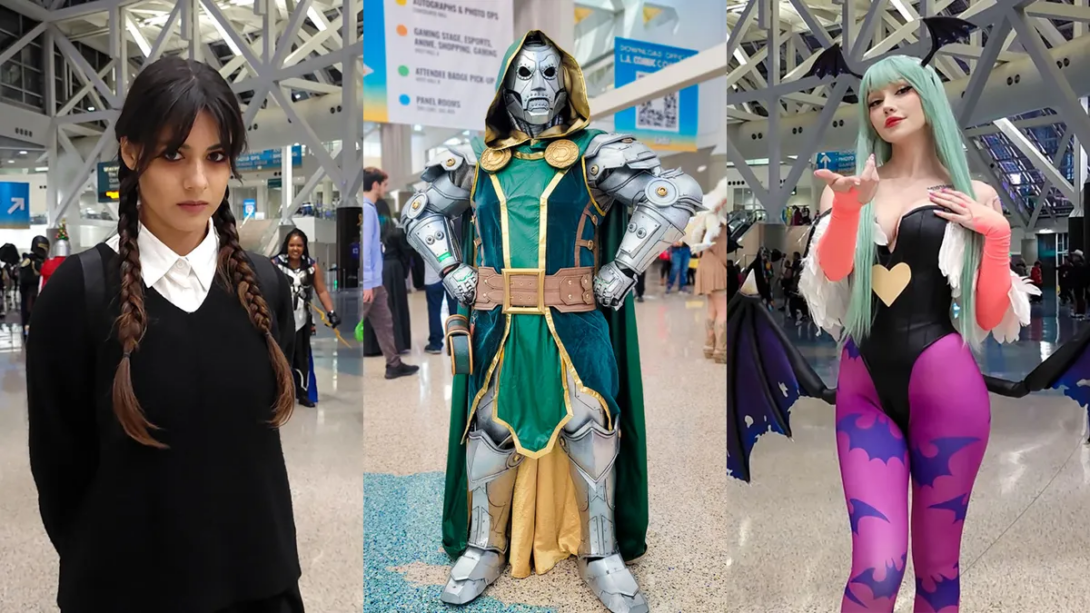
885 116 904 128
177 201 209 207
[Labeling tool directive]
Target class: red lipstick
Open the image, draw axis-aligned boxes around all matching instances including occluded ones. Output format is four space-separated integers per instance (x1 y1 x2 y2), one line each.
885 116 904 128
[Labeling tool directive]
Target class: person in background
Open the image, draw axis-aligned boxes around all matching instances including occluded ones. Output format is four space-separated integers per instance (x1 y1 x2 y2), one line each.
18 235 49 338
39 225 71 290
423 258 458 354
273 228 340 407
657 248 671 286
1071 250 1088 319
0 242 17 318
1059 255 1072 305
363 197 412 356
687 178 729 361
1030 260 1043 304
666 240 692 294
800 207 812 225
362 166 418 379
634 270 647 302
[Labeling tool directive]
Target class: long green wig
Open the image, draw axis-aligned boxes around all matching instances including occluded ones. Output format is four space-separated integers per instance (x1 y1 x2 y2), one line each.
842 55 984 345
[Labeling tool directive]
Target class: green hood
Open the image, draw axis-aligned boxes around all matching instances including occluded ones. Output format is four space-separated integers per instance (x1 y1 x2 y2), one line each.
483 30 592 150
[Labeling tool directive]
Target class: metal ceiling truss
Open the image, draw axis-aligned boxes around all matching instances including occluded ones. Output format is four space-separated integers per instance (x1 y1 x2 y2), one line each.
727 0 1090 224
1 0 362 227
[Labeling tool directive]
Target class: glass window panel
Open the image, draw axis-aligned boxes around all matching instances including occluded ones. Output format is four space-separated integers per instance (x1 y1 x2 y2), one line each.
1 85 22 103
22 44 41 66
1 63 22 87
25 92 42 109
23 67 41 94
0 8 19 36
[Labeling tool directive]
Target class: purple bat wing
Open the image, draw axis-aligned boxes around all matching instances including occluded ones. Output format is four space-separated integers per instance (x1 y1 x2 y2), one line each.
726 293 834 482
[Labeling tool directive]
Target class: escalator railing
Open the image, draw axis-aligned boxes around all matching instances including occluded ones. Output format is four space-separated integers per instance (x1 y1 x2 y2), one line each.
727 208 765 253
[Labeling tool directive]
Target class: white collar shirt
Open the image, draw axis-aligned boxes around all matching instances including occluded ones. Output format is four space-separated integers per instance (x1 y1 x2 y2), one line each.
106 218 220 313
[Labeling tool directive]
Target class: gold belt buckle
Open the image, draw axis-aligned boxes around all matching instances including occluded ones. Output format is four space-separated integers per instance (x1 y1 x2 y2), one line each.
502 268 546 315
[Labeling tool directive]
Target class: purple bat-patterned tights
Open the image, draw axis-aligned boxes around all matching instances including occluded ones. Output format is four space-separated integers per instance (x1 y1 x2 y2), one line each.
836 333 990 612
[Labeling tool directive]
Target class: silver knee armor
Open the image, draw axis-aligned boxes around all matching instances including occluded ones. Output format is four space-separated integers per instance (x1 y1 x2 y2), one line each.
561 420 619 557
440 380 521 605
558 371 649 613
465 429 522 553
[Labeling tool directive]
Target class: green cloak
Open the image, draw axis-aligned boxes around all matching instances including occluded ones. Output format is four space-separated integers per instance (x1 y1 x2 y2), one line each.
440 30 649 563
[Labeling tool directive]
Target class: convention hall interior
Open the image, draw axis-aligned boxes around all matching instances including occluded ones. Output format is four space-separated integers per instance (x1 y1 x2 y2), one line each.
728 0 1090 610
0 0 363 610
362 0 731 611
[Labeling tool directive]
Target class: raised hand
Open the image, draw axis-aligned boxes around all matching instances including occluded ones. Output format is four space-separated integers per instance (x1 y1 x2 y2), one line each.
814 153 880 207
930 187 1009 238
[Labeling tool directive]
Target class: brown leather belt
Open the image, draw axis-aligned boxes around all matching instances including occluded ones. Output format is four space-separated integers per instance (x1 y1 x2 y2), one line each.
473 266 596 314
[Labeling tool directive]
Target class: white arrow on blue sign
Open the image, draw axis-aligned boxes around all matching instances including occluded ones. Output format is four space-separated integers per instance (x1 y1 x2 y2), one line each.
817 151 857 175
0 182 30 229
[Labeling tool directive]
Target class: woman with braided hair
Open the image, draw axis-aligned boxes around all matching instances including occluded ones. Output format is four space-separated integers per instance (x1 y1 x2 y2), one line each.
25 56 304 612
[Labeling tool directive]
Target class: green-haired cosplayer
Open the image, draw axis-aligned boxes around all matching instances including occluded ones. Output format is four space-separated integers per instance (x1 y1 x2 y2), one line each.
400 31 703 612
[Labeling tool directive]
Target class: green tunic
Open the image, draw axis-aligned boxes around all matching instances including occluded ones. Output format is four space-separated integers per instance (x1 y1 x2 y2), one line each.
464 130 618 457
441 28 649 565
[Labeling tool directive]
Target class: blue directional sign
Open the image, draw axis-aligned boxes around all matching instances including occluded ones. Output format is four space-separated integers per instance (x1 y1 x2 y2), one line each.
0 182 30 229
817 151 857 175
236 145 303 172
243 198 257 220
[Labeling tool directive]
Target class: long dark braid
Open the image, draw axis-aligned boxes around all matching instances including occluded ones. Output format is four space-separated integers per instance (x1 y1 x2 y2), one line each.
110 55 295 447
213 200 295 425
111 162 165 448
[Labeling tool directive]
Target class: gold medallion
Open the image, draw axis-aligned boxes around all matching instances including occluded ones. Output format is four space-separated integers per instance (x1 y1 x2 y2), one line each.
545 139 579 169
480 147 511 172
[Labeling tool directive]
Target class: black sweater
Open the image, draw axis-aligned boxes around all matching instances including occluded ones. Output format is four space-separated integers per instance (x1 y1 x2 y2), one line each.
26 244 301 613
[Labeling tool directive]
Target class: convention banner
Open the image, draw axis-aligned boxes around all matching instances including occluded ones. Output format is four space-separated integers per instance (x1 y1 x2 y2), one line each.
613 37 699 152
363 0 513 130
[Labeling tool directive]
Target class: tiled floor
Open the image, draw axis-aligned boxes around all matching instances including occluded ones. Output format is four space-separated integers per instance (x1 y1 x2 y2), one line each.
364 289 1090 612
0 297 363 611
721 296 1090 612
9 283 1090 612
363 283 730 612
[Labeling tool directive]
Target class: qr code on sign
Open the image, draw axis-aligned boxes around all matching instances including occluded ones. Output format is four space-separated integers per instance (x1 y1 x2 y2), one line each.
635 71 679 133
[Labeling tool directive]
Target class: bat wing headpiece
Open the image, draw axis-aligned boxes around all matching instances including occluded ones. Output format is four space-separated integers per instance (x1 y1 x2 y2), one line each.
802 16 977 81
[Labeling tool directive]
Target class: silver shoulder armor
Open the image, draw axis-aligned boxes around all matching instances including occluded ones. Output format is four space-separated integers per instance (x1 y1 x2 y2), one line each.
586 133 704 277
402 145 479 277
584 133 661 200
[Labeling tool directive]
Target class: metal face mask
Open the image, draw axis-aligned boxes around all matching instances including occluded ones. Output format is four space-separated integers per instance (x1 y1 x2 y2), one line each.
503 39 567 130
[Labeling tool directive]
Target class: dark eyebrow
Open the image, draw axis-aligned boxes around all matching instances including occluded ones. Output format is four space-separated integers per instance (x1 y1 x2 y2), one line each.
166 142 225 152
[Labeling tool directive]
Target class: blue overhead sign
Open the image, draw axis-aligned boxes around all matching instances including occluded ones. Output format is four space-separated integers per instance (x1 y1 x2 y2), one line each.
236 145 303 172
817 151 857 175
0 182 30 229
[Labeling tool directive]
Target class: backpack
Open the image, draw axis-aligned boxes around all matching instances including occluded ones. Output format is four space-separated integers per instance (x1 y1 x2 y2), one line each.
76 246 282 335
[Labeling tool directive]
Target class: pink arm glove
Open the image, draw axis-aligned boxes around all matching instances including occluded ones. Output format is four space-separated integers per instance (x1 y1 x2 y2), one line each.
974 218 1013 331
816 190 864 282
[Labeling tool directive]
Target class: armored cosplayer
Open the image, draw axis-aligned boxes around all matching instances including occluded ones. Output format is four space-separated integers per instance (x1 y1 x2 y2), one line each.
401 31 702 612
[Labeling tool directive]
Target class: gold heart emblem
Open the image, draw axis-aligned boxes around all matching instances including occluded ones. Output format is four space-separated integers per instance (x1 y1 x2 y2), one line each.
871 263 912 307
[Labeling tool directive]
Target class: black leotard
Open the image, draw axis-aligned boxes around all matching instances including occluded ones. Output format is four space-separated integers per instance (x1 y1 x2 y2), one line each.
854 205 955 432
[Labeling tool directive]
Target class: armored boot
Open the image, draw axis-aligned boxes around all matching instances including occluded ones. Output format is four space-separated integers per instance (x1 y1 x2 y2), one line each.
703 318 715 359
561 421 649 613
440 429 523 605
713 320 726 364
